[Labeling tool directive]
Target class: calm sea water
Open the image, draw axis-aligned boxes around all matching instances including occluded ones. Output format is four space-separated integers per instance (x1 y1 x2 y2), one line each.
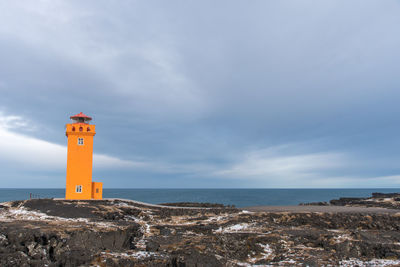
1 188 399 207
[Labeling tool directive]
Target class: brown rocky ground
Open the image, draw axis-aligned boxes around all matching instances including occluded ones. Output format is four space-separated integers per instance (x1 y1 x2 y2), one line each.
0 194 400 266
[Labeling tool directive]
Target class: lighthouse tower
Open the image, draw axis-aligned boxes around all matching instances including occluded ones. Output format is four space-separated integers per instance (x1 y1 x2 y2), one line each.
65 112 102 200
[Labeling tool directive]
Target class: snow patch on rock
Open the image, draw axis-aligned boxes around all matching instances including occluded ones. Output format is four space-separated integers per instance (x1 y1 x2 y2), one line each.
340 258 400 267
101 251 159 259
215 223 251 233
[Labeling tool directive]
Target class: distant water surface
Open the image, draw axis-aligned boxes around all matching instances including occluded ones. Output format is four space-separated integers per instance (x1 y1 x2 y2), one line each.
0 188 399 208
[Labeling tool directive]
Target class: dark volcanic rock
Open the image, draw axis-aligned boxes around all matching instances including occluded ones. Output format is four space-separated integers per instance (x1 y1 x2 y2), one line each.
146 240 160 251
372 192 400 198
0 221 141 267
1 197 400 266
299 201 329 206
171 249 222 266
301 192 400 210
330 197 369 206
23 198 115 219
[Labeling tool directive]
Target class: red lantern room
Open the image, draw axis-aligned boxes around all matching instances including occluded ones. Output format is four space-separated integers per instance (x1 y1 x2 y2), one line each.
70 112 92 124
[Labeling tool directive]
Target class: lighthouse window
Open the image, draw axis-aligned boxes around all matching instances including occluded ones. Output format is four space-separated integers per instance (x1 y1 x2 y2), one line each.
78 138 84 145
76 185 82 193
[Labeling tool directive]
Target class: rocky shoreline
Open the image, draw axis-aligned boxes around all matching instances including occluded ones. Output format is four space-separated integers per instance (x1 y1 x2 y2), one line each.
300 192 400 210
0 193 400 266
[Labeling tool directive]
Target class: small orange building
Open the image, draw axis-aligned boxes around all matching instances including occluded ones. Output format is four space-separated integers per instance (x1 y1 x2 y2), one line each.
65 112 103 200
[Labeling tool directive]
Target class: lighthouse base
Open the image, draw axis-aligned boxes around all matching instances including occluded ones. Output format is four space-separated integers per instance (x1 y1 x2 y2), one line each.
65 181 103 200
91 182 103 199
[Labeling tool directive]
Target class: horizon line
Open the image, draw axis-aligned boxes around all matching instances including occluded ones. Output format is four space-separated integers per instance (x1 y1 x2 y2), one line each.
1 187 400 190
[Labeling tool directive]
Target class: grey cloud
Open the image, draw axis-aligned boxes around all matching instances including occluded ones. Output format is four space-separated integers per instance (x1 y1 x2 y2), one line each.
0 1 400 187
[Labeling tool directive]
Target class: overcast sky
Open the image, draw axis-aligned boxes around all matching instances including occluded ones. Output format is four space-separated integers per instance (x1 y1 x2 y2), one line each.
1 0 400 188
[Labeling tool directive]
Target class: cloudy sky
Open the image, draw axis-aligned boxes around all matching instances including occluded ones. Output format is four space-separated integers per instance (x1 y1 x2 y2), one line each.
0 0 400 188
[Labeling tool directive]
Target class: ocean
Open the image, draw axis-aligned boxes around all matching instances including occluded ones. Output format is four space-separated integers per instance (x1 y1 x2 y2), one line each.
1 188 399 207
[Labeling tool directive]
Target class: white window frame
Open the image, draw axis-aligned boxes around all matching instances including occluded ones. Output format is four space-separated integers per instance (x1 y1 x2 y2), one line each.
76 185 82 193
77 138 84 146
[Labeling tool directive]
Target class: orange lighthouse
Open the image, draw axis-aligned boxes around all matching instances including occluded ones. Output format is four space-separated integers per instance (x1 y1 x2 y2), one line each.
65 112 102 200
